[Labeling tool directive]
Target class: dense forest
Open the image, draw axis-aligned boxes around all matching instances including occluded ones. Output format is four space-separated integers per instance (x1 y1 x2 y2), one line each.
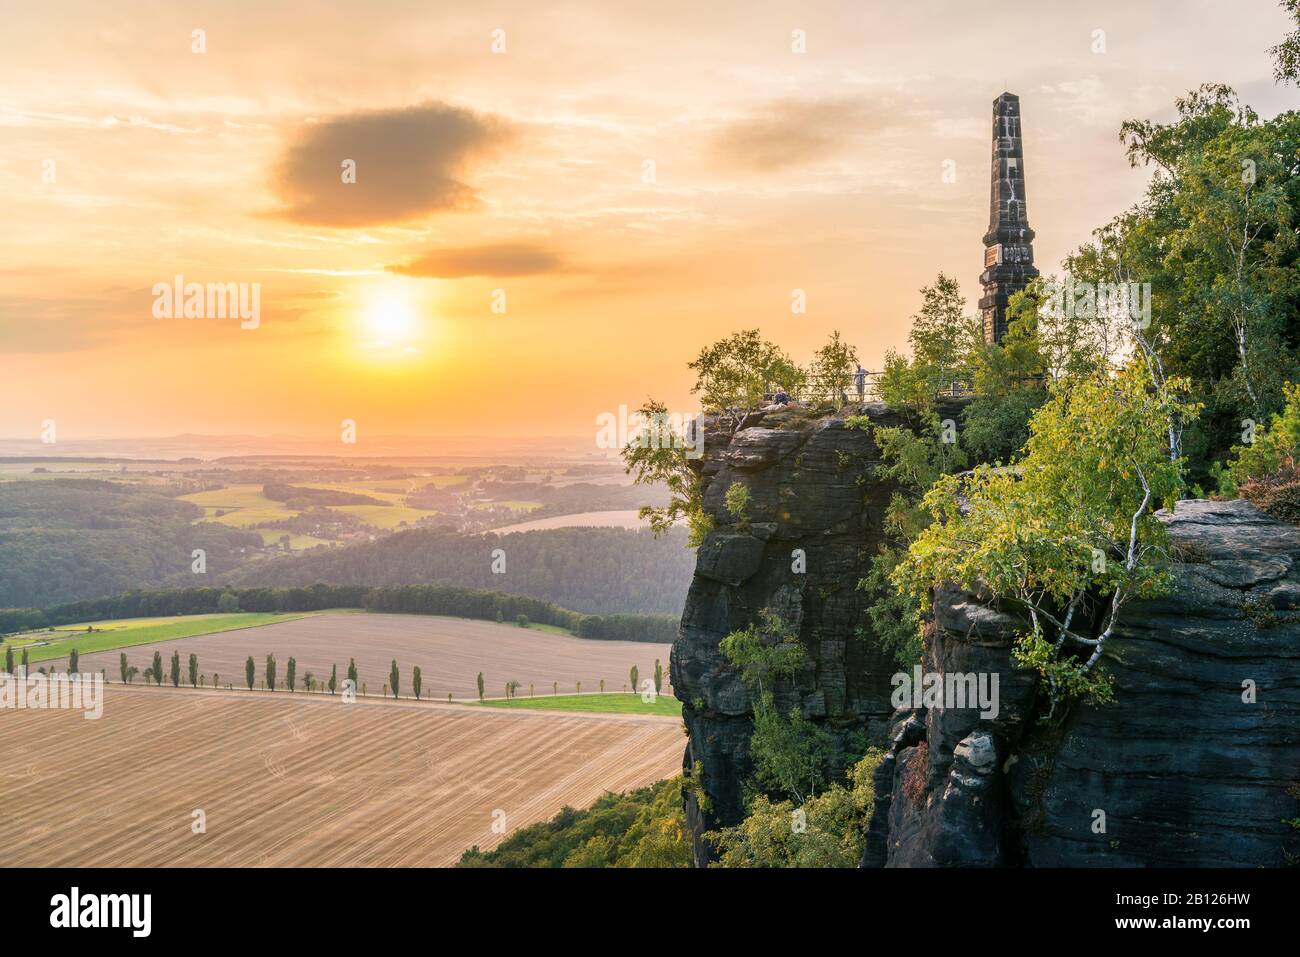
0 479 260 609
0 476 693 617
223 525 695 616
0 583 678 643
261 483 388 507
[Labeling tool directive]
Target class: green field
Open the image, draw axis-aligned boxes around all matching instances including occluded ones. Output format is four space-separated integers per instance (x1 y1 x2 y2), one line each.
255 529 333 549
178 482 439 538
332 503 432 529
472 499 542 512
3 612 320 664
179 484 298 527
520 621 575 637
475 693 681 717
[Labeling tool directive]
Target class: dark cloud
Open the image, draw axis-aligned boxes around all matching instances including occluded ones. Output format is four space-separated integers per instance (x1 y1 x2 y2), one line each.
269 102 512 226
388 242 563 278
711 97 893 172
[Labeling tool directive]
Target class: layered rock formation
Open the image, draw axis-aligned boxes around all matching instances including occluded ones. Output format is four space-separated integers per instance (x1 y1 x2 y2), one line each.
674 408 1300 867
866 498 1300 868
673 402 940 864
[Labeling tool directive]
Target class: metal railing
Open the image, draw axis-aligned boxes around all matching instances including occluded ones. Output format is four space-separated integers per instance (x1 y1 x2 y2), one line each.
766 373 975 406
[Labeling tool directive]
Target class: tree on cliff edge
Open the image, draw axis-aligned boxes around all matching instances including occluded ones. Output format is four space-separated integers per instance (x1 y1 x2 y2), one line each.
896 363 1198 712
625 330 868 548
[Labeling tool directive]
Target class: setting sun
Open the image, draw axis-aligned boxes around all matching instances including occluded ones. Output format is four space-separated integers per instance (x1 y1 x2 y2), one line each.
366 299 414 343
353 282 432 359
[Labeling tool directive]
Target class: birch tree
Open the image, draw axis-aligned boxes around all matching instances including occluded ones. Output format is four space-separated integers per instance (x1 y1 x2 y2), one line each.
896 364 1198 713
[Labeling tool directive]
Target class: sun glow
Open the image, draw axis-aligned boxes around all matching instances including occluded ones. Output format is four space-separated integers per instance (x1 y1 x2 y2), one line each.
354 283 431 359
367 299 414 342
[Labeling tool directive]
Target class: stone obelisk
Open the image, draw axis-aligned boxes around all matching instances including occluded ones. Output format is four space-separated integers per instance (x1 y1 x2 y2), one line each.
978 92 1039 344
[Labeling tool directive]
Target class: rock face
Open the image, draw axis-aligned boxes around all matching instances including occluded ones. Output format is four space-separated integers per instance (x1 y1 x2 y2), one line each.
674 406 1300 867
673 402 939 864
864 498 1300 868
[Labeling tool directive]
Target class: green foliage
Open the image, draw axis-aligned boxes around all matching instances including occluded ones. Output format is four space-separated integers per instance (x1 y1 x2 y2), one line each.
719 611 804 695
458 778 691 868
848 412 971 669
688 328 804 419
1226 381 1300 523
328 663 337 694
624 329 868 546
723 482 752 530
476 671 485 701
244 655 255 690
621 398 709 545
286 656 296 692
1274 0 1300 83
151 650 163 686
216 591 240 613
686 509 714 548
858 549 923 667
412 665 422 700
1071 84 1300 483
896 364 1198 710
990 278 1106 386
0 479 262 610
749 692 836 803
1224 381 1300 489
961 387 1048 465
877 274 983 410
808 329 860 399
908 274 983 385
231 522 695 617
265 653 276 692
719 611 835 803
187 652 198 688
389 659 399 698
869 417 968 540
119 652 138 684
709 750 884 867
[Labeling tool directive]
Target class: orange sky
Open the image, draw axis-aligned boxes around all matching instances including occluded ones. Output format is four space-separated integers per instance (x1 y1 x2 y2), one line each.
0 0 1293 441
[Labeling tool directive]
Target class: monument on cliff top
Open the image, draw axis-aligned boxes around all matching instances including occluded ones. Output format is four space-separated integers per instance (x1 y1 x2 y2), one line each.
979 92 1039 344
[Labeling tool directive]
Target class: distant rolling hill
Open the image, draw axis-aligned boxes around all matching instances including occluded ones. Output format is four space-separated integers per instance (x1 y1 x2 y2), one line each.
222 525 695 617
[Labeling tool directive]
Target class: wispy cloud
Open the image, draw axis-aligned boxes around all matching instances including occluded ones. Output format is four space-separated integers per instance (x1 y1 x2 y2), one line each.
388 242 564 278
710 97 898 172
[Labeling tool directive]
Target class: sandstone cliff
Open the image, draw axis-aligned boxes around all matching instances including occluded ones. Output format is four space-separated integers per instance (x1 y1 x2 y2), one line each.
673 408 1300 867
673 402 929 863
